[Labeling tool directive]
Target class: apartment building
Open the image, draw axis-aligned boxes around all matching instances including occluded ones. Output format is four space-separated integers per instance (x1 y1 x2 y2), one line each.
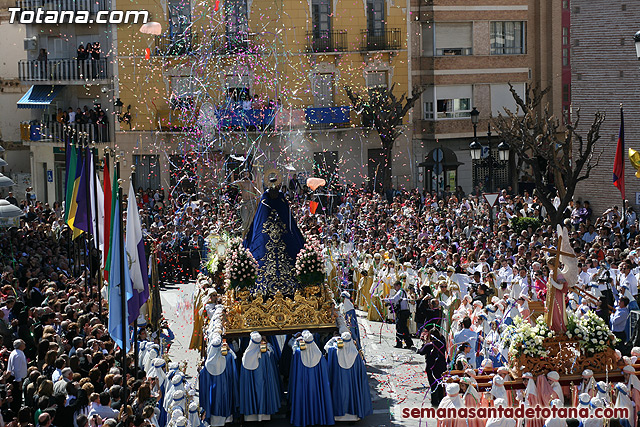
14 0 116 203
410 0 565 195
0 1 30 198
571 0 640 215
114 0 411 194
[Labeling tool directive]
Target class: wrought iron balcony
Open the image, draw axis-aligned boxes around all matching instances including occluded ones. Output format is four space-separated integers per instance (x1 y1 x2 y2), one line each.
221 32 261 54
154 33 199 56
215 107 276 130
25 122 110 143
305 106 350 129
16 0 108 13
305 30 347 53
18 58 109 82
360 28 402 51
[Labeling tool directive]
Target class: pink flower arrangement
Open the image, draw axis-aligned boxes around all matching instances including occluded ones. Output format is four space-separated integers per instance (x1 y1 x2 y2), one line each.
295 239 325 286
224 240 258 289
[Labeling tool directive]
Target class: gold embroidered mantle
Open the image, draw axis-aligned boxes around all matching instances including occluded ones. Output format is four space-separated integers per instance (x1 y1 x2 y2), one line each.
223 285 337 335
254 210 300 297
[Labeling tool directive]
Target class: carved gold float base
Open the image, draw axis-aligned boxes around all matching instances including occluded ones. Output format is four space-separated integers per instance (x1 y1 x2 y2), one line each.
509 335 617 378
222 284 337 336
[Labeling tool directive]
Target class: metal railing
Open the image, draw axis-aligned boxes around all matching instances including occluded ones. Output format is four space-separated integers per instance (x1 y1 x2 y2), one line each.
360 28 402 51
154 33 199 56
26 122 110 143
220 32 260 54
18 58 109 82
435 47 473 56
305 106 350 129
305 30 347 53
215 107 276 130
16 0 108 13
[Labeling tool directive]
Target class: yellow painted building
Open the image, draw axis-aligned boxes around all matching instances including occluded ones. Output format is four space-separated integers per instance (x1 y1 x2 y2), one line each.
114 0 412 193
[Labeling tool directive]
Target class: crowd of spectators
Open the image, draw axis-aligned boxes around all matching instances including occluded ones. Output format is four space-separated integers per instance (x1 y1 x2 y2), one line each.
55 105 109 127
2 171 640 425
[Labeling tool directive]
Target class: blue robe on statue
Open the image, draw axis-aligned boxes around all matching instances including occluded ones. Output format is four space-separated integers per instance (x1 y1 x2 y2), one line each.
239 332 282 421
243 190 305 297
198 337 238 426
325 333 372 421
289 331 335 427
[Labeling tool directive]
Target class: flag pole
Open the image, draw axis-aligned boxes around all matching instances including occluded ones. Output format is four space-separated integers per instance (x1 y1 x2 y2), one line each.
64 126 72 272
116 155 128 398
99 147 109 321
91 140 101 318
83 133 93 297
73 132 80 277
131 165 139 380
621 104 627 238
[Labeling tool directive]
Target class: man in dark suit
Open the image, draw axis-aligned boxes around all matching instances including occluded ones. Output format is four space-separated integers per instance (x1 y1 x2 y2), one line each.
418 327 447 407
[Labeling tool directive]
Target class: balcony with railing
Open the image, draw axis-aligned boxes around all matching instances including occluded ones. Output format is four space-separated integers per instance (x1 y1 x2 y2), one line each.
154 33 199 56
305 30 347 53
21 122 110 143
360 28 402 51
18 58 110 83
215 107 276 131
305 106 351 130
218 32 262 54
16 0 108 14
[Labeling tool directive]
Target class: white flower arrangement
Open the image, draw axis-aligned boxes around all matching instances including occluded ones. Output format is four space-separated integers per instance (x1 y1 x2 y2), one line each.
569 311 617 354
507 316 554 359
205 232 231 275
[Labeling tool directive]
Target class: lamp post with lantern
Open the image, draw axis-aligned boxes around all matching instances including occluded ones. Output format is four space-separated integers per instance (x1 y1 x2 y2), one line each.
468 108 510 193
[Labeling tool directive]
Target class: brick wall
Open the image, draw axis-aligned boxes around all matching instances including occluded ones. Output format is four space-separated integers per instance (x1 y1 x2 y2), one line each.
571 0 640 216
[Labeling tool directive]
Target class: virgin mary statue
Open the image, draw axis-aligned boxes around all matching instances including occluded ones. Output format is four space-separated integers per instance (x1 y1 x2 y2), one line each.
243 170 305 297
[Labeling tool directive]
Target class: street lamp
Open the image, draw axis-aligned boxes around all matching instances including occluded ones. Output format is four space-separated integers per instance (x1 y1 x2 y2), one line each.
498 140 510 161
470 107 479 141
634 31 640 59
469 120 509 193
469 140 482 161
114 98 124 116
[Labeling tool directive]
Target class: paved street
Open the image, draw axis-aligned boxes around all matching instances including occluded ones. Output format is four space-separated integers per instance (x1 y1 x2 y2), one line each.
160 281 436 427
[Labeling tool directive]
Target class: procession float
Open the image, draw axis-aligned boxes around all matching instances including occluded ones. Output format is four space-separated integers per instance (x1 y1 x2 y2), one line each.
506 225 617 378
447 226 622 393
193 168 338 346
186 170 375 427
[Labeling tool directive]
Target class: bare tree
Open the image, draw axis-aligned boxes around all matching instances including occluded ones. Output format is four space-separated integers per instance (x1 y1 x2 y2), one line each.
493 84 605 227
345 84 425 194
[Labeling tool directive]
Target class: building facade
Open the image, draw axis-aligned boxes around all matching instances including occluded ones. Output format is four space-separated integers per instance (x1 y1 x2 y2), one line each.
0 1 31 198
571 0 640 215
114 0 411 195
14 0 116 203
410 0 566 196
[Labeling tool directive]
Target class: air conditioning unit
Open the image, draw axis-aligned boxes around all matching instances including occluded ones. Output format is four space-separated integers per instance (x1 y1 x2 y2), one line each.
23 37 37 51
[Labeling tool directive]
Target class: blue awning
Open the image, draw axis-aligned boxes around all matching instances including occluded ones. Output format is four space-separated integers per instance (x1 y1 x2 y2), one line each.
17 85 63 109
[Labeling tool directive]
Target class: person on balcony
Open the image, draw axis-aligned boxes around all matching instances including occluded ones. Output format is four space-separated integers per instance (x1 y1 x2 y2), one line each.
77 44 88 78
36 48 48 79
75 108 86 124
